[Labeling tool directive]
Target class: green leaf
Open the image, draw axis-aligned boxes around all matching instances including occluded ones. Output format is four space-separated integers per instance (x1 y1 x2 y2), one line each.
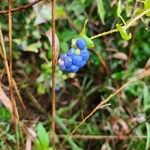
55 115 82 150
80 34 94 48
112 71 125 80
56 6 66 19
126 2 133 17
146 123 150 150
117 0 126 25
0 107 11 121
143 85 150 111
116 24 132 40
35 123 49 150
96 0 106 25
37 83 47 95
80 19 94 48
117 0 123 17
144 0 150 16
128 0 134 2
25 43 41 53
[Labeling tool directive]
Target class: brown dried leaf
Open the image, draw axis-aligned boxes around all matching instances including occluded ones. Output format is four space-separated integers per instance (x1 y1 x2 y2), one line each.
112 52 128 61
45 29 60 61
25 136 32 150
0 86 12 113
24 118 38 150
28 0 51 25
26 126 37 139
145 58 150 69
118 118 129 133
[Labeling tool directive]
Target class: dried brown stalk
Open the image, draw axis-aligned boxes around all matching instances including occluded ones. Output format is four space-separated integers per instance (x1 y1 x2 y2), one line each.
51 0 56 149
59 134 148 140
0 0 42 14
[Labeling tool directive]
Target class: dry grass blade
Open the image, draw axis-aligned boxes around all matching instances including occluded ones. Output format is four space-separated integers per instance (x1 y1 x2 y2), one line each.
0 27 29 120
0 27 19 122
8 0 13 115
59 134 148 140
92 49 110 74
0 85 13 113
8 0 12 78
23 119 38 150
25 136 32 150
24 125 37 150
112 52 128 61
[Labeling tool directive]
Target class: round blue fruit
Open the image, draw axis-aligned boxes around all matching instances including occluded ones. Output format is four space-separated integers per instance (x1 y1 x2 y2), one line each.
66 65 79 72
67 48 76 57
80 60 86 67
72 55 83 67
60 54 72 68
76 38 86 49
80 48 90 61
64 56 72 68
59 64 66 71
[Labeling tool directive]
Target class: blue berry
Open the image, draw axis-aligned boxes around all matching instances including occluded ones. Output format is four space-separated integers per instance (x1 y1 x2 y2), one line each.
66 65 79 72
80 48 90 61
60 54 67 59
76 38 86 49
59 64 66 71
68 48 75 57
55 86 60 92
58 38 90 73
64 57 72 68
80 60 86 67
72 55 83 67
60 54 72 68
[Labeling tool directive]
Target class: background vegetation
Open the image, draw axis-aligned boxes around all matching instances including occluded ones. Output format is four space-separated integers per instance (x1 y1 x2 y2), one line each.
0 0 150 149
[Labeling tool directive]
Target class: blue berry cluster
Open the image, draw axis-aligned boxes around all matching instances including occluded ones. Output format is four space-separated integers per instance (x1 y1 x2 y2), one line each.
58 38 90 72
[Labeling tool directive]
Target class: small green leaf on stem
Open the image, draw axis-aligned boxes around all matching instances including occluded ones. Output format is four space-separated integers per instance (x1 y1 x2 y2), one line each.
80 19 94 48
144 0 150 16
117 0 123 17
117 0 126 25
96 0 106 25
116 24 132 40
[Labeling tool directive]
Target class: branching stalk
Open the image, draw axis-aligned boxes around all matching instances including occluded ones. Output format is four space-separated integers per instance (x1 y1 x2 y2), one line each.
90 8 150 40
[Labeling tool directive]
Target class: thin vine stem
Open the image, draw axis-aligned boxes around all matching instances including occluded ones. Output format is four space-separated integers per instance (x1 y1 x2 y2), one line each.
51 0 56 149
90 8 150 40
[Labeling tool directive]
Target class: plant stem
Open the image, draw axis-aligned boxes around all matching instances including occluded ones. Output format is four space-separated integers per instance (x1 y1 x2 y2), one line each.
90 29 118 40
8 0 13 112
90 8 150 40
51 0 56 149
0 0 42 14
59 134 148 140
125 8 150 29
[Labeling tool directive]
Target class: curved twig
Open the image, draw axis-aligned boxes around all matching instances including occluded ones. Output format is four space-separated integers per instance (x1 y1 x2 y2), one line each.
0 0 42 14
